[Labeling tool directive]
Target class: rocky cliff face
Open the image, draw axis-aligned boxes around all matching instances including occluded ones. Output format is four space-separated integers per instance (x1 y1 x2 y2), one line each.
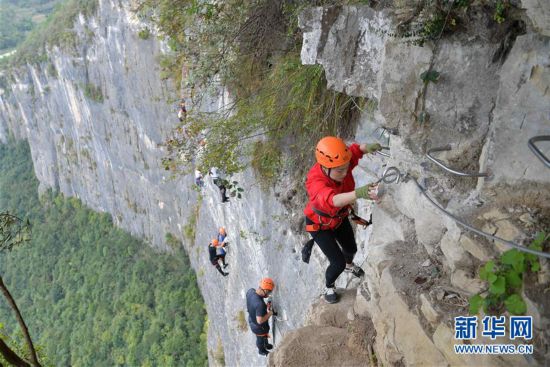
0 1 549 366
282 4 550 366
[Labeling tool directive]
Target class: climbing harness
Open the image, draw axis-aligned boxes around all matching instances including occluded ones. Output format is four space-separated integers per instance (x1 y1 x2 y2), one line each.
528 135 550 169
305 166 402 232
305 207 370 232
426 146 488 177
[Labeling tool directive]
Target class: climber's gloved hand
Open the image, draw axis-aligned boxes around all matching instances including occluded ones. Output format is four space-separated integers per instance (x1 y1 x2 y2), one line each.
355 183 379 201
366 143 382 153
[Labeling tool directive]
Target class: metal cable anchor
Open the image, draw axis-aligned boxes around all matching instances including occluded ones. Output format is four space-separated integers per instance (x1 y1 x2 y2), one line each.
426 145 488 177
528 135 550 169
375 166 407 184
375 146 391 158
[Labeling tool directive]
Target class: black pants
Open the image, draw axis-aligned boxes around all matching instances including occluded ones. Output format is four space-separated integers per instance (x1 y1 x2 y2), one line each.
306 217 357 287
213 263 225 275
213 178 228 202
256 335 270 354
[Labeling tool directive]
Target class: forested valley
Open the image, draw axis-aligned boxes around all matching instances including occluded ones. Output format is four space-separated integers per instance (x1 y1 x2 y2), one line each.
0 140 207 366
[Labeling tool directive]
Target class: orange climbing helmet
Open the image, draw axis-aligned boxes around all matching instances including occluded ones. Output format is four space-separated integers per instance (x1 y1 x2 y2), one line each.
315 136 351 168
212 239 219 246
259 277 275 291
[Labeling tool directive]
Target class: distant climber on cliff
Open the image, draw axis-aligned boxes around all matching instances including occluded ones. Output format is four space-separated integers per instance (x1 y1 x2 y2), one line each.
209 167 229 203
246 278 276 356
304 136 382 304
208 239 228 276
214 232 228 268
217 226 229 246
195 169 204 188
178 99 187 122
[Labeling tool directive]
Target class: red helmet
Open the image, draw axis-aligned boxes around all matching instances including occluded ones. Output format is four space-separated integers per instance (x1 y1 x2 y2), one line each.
315 136 351 168
259 277 275 291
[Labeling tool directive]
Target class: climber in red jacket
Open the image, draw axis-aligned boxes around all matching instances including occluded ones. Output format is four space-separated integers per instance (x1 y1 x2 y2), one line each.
304 136 381 303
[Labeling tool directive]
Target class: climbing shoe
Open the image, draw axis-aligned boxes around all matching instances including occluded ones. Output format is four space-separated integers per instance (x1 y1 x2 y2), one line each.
223 263 229 268
223 272 229 277
266 343 273 350
324 287 338 304
259 350 269 356
344 263 365 278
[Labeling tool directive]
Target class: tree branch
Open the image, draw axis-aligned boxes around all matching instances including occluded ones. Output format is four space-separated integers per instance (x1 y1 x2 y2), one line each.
0 336 30 367
0 277 41 367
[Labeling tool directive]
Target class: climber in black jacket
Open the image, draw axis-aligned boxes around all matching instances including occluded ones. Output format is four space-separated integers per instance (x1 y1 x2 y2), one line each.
208 239 228 276
246 278 276 356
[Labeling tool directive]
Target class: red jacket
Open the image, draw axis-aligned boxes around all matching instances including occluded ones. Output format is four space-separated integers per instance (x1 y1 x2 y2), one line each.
304 143 364 230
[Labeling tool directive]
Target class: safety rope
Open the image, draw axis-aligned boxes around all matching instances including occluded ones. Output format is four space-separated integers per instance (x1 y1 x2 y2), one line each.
413 178 550 259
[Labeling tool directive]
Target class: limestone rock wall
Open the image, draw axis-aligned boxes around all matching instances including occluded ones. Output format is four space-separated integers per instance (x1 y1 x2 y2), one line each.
295 5 550 366
0 1 549 367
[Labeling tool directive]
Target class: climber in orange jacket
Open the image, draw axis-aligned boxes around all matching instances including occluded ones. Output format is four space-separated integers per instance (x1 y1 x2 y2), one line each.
304 136 381 303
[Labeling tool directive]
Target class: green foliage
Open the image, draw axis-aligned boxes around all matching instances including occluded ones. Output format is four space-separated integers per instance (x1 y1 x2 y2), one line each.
11 0 98 65
371 0 471 47
149 1 362 186
454 0 471 8
183 195 202 243
251 140 282 190
82 82 103 103
217 179 243 200
504 294 526 315
164 53 362 185
469 232 548 315
0 140 207 366
421 13 446 40
494 1 507 24
420 70 440 83
0 0 62 53
0 5 33 52
165 232 182 251
0 212 31 252
0 325 54 367
138 27 151 40
468 294 483 315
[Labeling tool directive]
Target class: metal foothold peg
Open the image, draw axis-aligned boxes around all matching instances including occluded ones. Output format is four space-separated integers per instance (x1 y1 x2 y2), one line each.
375 147 391 158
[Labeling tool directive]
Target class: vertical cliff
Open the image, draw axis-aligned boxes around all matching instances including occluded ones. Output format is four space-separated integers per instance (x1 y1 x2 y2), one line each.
272 3 550 366
0 1 549 366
